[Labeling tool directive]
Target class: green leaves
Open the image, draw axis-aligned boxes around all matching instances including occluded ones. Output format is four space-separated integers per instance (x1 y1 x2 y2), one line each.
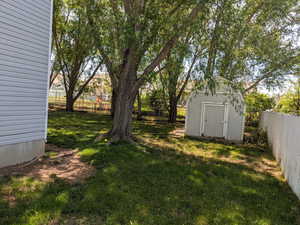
276 78 300 116
53 0 104 110
246 92 275 112
194 0 299 92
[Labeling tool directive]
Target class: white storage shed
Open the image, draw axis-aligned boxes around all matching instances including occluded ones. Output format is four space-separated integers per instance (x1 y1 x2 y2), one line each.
185 80 245 142
0 0 53 167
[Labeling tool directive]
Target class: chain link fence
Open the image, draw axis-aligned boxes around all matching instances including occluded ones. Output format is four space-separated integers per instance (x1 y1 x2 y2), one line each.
48 89 111 112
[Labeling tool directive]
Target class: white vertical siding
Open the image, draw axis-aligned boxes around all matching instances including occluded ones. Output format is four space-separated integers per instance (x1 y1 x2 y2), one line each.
185 91 245 142
0 0 52 146
260 112 300 199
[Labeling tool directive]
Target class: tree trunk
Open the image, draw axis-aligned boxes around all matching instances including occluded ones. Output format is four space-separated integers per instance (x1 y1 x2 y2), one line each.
137 90 143 120
110 88 137 142
66 94 75 112
109 66 139 142
111 88 117 118
168 97 177 123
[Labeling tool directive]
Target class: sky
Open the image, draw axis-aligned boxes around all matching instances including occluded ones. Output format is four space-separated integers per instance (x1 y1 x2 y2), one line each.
259 75 298 96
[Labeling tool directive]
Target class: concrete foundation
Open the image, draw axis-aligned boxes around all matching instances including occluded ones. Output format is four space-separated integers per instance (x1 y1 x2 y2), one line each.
0 140 45 168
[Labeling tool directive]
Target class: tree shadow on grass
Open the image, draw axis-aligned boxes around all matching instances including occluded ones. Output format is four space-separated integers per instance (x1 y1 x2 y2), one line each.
1 141 299 225
47 111 177 149
185 137 271 161
3 111 297 224
47 111 112 149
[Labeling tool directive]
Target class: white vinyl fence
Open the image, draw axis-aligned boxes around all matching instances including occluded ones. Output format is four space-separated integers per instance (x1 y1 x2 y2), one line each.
260 112 300 199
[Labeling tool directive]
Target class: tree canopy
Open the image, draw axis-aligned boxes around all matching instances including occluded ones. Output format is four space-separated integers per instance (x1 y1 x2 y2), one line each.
203 0 299 93
85 0 211 141
53 0 103 111
276 78 300 116
51 0 300 141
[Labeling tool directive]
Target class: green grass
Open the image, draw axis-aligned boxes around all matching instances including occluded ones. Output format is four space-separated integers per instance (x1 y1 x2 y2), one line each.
0 111 299 225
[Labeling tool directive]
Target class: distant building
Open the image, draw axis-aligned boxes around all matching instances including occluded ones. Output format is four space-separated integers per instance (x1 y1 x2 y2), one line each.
50 72 112 102
90 72 112 101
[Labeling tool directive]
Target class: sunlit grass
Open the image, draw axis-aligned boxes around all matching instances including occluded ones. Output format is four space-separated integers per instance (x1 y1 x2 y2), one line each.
0 111 299 225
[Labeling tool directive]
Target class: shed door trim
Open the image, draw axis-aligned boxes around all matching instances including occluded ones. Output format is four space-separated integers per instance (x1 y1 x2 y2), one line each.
200 102 229 139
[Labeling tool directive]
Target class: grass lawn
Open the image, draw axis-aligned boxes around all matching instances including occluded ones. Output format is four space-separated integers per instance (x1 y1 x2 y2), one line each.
0 111 299 225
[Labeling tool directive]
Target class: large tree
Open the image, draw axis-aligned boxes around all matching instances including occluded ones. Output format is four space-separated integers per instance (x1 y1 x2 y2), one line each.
158 0 299 123
87 0 211 141
199 0 300 93
84 0 299 141
159 44 203 123
53 0 103 112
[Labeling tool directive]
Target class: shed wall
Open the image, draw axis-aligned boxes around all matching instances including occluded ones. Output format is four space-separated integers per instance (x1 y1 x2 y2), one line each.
185 92 244 142
0 0 52 147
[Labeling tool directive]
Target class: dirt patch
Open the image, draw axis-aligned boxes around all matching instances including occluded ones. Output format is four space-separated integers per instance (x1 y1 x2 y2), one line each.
169 128 185 137
47 215 104 225
0 144 95 184
218 155 283 179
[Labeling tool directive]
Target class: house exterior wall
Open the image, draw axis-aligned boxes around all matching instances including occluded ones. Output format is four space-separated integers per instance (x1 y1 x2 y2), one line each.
185 91 245 142
0 0 53 167
260 112 300 199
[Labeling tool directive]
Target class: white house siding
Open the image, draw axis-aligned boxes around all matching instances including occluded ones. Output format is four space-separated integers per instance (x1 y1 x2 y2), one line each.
260 112 300 199
0 0 52 167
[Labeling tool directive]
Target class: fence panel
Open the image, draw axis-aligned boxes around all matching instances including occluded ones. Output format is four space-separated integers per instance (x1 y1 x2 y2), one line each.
260 112 300 199
48 90 111 112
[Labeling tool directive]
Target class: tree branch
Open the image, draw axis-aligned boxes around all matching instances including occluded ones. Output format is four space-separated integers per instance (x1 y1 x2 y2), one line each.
137 3 204 89
176 47 200 102
74 61 103 101
86 8 118 89
243 55 299 94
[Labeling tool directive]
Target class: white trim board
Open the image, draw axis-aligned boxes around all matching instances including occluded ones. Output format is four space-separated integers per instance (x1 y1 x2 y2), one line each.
44 0 54 140
240 105 246 141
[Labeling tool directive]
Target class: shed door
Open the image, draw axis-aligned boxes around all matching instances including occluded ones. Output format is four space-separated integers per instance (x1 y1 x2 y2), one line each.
203 105 225 138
